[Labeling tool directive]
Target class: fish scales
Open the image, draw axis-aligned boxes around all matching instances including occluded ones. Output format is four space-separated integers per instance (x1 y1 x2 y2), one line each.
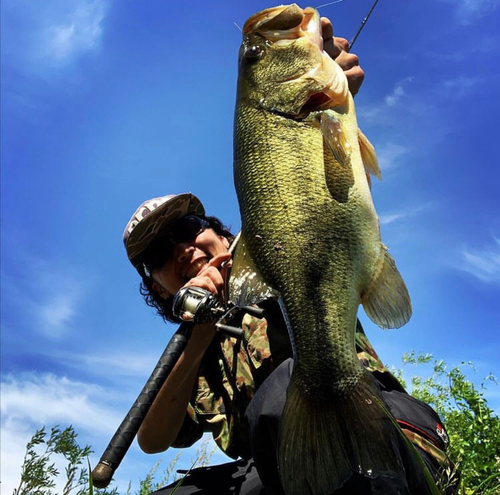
232 4 413 494
235 104 371 392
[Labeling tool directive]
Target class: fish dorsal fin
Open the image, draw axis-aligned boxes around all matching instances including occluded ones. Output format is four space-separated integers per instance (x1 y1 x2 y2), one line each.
358 128 382 181
228 232 279 307
361 246 412 329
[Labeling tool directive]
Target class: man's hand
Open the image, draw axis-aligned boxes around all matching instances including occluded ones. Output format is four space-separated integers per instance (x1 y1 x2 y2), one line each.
321 17 365 96
184 252 232 302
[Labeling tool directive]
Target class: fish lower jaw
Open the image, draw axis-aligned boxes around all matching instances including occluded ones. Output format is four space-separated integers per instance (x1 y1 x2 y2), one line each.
321 53 349 105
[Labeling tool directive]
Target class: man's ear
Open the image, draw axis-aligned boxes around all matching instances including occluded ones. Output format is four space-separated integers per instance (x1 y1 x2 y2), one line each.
152 282 169 300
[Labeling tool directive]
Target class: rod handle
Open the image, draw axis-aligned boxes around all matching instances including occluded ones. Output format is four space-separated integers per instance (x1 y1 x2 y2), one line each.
91 324 192 488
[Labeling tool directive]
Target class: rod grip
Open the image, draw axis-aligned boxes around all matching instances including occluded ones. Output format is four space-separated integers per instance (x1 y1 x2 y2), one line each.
91 324 192 488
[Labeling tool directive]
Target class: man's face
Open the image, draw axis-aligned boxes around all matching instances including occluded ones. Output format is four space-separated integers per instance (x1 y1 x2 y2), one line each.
151 227 230 299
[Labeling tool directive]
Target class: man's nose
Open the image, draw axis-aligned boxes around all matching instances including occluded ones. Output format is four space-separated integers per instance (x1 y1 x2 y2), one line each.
176 243 194 263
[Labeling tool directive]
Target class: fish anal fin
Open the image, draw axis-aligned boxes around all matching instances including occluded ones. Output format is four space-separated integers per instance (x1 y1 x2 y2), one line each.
278 372 404 495
358 128 382 181
362 248 412 329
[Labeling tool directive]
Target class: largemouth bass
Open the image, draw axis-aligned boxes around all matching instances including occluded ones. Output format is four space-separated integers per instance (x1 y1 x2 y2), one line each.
232 4 412 494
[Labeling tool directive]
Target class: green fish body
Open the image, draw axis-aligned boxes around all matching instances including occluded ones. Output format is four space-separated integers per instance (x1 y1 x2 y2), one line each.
233 5 412 494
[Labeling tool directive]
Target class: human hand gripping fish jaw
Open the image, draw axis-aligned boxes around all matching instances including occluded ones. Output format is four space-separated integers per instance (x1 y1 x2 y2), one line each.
233 4 414 495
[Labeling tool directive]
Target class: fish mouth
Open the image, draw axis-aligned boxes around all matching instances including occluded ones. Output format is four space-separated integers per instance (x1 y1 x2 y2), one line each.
184 257 208 280
243 4 348 113
243 4 322 47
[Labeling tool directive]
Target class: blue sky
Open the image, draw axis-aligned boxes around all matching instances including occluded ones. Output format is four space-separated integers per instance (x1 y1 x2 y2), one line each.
2 0 499 492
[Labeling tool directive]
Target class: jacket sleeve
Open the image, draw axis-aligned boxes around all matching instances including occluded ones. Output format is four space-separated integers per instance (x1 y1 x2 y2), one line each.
171 402 204 448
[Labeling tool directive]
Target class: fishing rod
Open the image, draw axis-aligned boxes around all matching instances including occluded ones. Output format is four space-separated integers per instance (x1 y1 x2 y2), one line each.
349 0 381 50
91 323 193 488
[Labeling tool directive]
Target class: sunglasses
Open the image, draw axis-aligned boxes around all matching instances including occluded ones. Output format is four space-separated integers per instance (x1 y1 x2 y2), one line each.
142 216 210 278
169 215 210 244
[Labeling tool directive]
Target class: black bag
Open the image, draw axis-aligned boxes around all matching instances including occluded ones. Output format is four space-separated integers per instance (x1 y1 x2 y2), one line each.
382 389 449 452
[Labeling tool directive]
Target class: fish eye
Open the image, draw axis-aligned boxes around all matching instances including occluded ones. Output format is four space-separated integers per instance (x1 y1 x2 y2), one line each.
244 44 264 62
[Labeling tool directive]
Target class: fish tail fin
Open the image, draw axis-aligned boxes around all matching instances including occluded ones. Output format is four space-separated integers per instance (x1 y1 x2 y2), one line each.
362 247 412 329
278 372 403 495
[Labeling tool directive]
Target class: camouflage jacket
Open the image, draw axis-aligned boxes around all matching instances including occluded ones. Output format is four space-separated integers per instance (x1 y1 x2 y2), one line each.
172 300 450 476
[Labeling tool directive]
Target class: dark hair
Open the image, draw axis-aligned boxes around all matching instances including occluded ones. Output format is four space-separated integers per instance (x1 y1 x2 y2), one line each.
139 215 234 323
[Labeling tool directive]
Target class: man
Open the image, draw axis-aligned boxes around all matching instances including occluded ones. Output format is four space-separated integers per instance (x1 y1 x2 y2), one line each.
122 24 455 495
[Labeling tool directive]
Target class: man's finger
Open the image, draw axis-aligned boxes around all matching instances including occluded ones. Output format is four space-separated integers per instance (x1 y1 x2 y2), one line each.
335 51 360 71
344 66 365 96
322 18 342 61
320 17 333 40
207 252 232 268
334 37 350 53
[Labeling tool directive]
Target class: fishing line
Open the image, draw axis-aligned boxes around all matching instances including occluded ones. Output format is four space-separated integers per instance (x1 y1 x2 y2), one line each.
233 21 242 32
315 0 346 9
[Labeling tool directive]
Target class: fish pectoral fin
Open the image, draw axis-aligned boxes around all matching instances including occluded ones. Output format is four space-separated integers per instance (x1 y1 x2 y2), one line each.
320 112 355 202
228 231 279 307
361 247 412 329
358 128 382 183
320 111 350 166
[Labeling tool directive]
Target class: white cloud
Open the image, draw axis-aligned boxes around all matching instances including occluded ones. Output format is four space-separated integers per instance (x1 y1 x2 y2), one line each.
3 0 107 74
429 34 500 62
384 79 413 107
85 353 160 376
358 78 419 126
376 142 409 171
379 202 437 226
441 75 483 100
29 267 82 339
63 349 160 378
358 76 455 153
459 237 500 284
49 24 78 60
38 294 77 335
41 0 106 63
439 0 500 24
379 213 405 225
1 373 119 433
1 372 122 493
2 253 86 339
